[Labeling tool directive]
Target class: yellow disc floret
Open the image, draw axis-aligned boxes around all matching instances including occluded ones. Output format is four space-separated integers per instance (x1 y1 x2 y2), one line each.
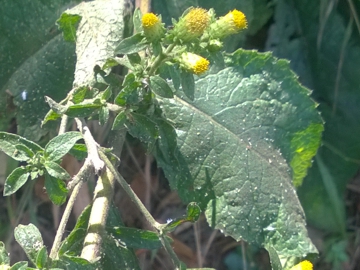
289 260 313 270
179 52 210 75
172 8 210 42
227 9 247 30
184 8 210 36
142 13 159 28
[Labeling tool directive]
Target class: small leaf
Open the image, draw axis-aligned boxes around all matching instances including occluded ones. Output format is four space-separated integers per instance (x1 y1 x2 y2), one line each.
114 73 141 106
126 113 159 145
3 167 29 196
45 131 82 161
69 144 88 160
114 33 148 54
57 13 82 42
0 241 10 265
180 70 195 100
65 103 102 118
107 227 164 250
9 261 28 270
133 8 142 33
101 86 112 101
112 111 127 130
168 64 181 91
99 106 110 125
45 174 68 205
267 246 283 270
102 58 120 70
127 53 142 66
35 246 48 269
42 109 61 126
13 144 34 161
61 255 96 270
149 75 174 98
72 86 89 104
102 234 140 270
14 224 44 265
59 228 87 257
44 161 70 180
0 132 43 161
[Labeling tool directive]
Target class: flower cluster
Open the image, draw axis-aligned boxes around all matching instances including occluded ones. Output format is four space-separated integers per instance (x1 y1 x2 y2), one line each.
140 8 247 75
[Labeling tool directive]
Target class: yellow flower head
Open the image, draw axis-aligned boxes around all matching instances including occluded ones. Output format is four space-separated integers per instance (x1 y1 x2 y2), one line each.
289 260 313 270
142 13 165 42
208 9 247 40
172 8 210 42
179 52 209 75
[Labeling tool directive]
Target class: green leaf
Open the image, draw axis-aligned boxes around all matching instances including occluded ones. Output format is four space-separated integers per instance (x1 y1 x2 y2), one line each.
0 241 10 265
61 0 125 87
44 174 68 205
69 143 88 160
0 1 76 137
42 109 62 126
72 86 90 104
133 8 142 34
0 132 43 161
35 246 48 269
44 161 70 180
126 113 159 146
61 255 96 270
99 106 110 126
180 70 195 100
112 111 127 130
45 131 82 161
3 167 29 196
267 246 283 270
107 227 164 250
114 33 148 55
59 228 87 257
114 73 142 106
14 224 44 265
56 13 82 42
101 234 140 270
9 261 28 270
65 102 102 118
155 49 322 260
167 64 181 91
149 75 174 98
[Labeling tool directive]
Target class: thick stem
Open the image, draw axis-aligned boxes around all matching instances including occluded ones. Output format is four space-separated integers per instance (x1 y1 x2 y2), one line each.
81 166 115 261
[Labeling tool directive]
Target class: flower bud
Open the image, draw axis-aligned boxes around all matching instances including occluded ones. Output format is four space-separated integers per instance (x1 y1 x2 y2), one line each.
289 260 313 270
142 13 165 42
178 52 209 75
208 9 247 40
172 8 210 42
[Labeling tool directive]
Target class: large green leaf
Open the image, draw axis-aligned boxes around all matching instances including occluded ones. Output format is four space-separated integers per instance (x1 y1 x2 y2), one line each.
60 0 125 87
155 49 322 260
0 0 78 138
267 0 360 233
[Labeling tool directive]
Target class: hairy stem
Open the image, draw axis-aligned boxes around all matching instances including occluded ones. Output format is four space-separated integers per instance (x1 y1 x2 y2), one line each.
81 166 115 261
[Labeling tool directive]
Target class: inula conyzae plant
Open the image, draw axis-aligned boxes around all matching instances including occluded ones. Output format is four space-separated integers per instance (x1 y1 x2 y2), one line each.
0 2 323 270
